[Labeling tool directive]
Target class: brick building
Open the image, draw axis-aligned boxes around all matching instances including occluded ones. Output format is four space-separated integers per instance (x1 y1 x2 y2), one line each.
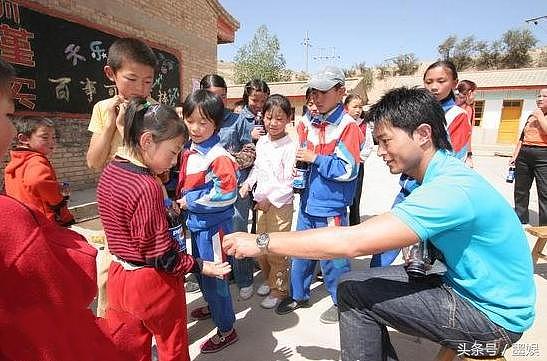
0 0 238 190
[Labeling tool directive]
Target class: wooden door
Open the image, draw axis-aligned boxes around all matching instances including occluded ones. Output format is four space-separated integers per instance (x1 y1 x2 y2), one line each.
497 100 522 144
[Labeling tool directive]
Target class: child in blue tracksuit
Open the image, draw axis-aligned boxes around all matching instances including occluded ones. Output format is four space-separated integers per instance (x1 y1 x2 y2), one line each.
275 66 363 324
177 89 239 353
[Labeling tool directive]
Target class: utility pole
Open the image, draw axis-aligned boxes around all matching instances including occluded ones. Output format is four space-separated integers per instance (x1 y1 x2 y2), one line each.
302 32 311 74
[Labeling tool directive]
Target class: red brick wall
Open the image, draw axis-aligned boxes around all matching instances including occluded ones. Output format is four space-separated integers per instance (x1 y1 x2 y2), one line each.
0 0 230 190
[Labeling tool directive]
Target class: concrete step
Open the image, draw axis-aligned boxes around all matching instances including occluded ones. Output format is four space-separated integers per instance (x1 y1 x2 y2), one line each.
68 187 98 223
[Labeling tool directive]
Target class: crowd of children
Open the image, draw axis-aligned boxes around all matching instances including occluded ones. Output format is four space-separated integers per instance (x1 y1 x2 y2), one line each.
0 35 494 360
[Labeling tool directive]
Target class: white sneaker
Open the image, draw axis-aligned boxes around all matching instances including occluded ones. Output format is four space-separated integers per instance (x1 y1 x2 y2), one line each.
239 286 254 300
260 295 280 309
256 283 271 296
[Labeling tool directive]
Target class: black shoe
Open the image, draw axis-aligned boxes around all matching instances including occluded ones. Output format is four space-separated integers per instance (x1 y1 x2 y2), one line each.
275 297 310 315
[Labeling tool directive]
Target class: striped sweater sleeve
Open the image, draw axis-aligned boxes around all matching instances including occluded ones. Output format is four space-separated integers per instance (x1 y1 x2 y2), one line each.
185 155 238 213
314 122 363 182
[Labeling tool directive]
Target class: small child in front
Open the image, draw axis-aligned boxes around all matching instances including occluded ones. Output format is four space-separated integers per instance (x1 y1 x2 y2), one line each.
240 94 295 309
97 98 230 361
4 116 74 226
178 89 239 353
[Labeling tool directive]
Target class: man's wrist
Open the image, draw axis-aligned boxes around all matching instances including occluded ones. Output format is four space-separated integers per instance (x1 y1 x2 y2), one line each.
256 232 270 255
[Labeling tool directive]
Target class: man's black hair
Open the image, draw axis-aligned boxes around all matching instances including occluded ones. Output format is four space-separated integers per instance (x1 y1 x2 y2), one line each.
365 87 452 151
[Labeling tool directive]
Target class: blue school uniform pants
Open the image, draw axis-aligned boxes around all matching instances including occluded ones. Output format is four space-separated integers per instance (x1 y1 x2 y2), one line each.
190 221 236 332
290 211 351 305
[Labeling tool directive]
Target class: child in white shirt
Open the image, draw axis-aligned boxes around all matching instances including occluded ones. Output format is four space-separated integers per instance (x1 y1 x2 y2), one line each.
240 94 295 309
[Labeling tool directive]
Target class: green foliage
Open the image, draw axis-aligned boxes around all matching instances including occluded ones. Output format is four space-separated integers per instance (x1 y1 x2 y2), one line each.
475 40 503 70
390 53 419 76
437 28 538 71
233 25 289 84
437 35 457 61
501 29 537 68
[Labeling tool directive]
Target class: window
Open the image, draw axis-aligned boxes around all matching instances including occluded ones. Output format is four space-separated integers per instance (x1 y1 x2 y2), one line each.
502 100 522 107
474 100 484 126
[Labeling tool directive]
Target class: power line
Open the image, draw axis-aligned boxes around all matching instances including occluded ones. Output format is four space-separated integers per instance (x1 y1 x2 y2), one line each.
525 15 547 25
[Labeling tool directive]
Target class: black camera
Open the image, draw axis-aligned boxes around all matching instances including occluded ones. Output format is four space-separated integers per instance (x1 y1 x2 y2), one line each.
405 241 441 278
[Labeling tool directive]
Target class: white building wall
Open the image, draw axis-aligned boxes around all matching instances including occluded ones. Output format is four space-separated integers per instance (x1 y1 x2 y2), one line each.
473 89 539 145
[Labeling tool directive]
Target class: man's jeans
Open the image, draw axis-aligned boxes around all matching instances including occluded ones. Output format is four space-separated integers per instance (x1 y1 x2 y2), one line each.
338 266 522 361
232 192 254 288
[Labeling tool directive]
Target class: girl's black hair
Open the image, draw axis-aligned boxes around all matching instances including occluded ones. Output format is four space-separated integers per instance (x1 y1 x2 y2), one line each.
200 74 227 90
344 93 363 107
182 89 225 131
423 60 458 81
264 94 292 117
242 79 270 105
123 97 187 154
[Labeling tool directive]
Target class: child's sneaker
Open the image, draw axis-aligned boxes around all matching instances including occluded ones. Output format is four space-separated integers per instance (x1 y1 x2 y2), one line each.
260 295 280 309
256 283 270 296
200 329 238 353
239 285 254 300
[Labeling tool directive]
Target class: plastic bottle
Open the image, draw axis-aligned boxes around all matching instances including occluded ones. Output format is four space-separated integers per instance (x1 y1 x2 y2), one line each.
506 166 516 183
254 111 264 134
164 198 186 253
293 160 309 194
293 142 309 194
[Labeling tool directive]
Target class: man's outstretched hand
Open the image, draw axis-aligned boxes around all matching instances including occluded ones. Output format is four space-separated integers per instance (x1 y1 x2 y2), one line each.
223 232 262 258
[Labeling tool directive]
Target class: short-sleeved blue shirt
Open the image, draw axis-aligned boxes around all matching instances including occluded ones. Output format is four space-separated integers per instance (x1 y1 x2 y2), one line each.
392 150 535 333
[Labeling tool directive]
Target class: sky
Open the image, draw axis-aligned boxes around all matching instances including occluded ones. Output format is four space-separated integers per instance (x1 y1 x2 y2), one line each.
218 0 547 73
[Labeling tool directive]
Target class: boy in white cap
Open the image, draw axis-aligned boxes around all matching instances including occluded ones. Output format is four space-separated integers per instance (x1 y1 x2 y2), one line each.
275 66 363 323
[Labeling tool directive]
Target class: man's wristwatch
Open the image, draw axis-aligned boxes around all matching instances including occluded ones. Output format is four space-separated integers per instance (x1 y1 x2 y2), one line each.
256 232 270 254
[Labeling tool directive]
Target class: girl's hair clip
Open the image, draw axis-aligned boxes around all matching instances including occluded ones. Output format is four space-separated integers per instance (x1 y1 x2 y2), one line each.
136 101 151 112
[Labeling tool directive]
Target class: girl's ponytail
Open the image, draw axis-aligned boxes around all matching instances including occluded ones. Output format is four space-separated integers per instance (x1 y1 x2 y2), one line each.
123 97 149 152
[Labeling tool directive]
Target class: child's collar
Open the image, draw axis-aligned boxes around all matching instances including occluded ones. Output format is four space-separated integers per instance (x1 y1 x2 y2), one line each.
311 103 345 126
190 134 220 155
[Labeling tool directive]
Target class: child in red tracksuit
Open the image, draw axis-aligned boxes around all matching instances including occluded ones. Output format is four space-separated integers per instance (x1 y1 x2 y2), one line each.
4 116 74 226
97 97 230 361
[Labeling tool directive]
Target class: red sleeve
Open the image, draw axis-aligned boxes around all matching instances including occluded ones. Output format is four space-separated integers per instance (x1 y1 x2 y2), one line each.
25 156 64 207
448 112 471 154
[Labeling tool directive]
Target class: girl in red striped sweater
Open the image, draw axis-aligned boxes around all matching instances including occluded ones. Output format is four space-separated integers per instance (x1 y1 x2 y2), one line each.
97 97 231 361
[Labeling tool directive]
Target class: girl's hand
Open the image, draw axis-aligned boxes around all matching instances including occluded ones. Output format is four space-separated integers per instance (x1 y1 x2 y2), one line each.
176 197 188 210
251 126 266 140
296 147 317 164
201 261 232 277
239 184 250 198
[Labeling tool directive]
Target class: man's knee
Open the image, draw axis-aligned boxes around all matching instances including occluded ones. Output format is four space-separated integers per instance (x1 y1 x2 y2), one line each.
337 272 375 311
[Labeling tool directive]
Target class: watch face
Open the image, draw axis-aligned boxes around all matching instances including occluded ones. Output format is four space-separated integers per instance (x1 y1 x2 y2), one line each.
257 233 269 247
